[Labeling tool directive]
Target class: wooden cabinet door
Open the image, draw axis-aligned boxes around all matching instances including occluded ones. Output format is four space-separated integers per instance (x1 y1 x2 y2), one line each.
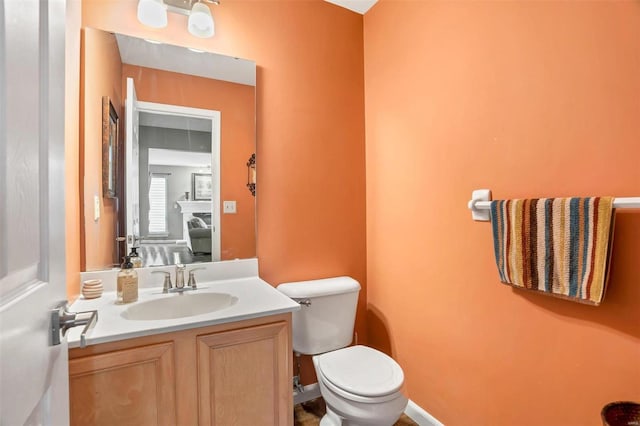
197 321 292 426
69 342 176 426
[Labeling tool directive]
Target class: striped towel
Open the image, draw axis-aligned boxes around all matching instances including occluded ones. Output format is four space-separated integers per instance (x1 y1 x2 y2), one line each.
490 197 615 305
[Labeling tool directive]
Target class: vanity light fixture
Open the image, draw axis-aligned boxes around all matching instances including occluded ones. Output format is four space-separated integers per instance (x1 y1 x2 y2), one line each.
137 0 219 38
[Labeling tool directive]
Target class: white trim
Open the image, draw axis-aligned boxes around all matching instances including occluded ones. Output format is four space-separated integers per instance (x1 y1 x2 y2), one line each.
176 201 212 214
125 78 140 254
134 100 221 261
291 385 444 426
404 399 444 426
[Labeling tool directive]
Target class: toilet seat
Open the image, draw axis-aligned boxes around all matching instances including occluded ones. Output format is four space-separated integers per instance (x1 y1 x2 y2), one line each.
315 345 404 402
320 371 404 404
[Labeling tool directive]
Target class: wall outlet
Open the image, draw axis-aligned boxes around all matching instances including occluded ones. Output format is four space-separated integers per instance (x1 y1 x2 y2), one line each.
223 201 237 214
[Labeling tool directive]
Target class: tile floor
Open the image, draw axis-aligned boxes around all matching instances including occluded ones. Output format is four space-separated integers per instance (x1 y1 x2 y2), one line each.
294 397 418 426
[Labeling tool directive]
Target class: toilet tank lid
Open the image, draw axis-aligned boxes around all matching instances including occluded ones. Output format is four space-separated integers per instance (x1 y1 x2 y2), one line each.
277 276 360 298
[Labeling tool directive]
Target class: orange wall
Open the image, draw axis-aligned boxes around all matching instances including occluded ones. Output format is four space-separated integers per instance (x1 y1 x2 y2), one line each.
122 64 256 260
364 2 640 425
65 1 82 300
81 27 123 271
80 1 367 336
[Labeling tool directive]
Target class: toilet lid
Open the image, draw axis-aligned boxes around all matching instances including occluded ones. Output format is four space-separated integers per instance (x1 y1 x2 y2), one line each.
316 345 404 397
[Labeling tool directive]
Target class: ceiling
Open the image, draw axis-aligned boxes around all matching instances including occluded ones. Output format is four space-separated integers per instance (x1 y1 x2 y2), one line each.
324 0 378 14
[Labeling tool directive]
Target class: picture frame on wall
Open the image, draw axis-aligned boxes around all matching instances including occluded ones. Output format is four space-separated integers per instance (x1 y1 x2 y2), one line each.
102 96 118 198
192 173 212 201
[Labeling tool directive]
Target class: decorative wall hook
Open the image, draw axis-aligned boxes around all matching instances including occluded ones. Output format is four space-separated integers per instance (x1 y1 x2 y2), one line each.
246 153 256 196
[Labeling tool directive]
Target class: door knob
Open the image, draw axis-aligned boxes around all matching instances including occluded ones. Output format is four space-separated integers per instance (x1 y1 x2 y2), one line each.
51 301 98 348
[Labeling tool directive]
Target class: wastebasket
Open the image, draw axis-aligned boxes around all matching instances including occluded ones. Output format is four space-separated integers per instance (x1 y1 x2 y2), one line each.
601 401 640 426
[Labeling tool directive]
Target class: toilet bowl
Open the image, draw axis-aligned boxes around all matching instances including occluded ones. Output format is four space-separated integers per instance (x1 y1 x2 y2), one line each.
313 345 408 426
277 277 408 426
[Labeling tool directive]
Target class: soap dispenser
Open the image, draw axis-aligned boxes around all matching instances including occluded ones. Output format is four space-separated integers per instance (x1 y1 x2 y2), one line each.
129 247 143 268
117 256 138 304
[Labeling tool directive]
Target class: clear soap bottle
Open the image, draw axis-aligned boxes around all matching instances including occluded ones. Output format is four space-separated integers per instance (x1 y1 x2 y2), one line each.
129 247 143 268
117 256 138 304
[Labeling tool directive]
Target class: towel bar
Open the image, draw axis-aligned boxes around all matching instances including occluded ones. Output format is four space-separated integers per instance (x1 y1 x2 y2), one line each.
468 189 640 221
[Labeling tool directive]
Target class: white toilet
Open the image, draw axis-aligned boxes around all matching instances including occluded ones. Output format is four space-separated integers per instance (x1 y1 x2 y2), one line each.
277 277 408 426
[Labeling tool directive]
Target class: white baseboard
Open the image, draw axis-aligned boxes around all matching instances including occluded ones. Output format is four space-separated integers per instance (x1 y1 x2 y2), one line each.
293 383 322 405
405 399 444 426
294 386 442 426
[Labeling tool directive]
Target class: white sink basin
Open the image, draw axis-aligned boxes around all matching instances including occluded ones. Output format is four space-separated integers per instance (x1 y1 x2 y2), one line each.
121 292 238 321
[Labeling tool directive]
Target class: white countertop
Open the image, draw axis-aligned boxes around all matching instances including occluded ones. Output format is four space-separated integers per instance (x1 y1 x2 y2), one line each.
67 277 300 348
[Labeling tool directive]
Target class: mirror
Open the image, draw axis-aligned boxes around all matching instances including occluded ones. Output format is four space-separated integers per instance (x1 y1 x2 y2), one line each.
81 28 256 271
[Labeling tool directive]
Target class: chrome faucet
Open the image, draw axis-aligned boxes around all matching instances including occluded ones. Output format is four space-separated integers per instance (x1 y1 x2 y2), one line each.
175 264 186 289
152 271 173 294
188 267 205 289
154 265 202 293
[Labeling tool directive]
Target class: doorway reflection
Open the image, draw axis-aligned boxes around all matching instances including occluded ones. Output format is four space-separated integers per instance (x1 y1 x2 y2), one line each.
137 113 214 266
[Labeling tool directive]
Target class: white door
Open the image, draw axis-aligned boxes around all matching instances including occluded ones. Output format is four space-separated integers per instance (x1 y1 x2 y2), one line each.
0 0 71 424
125 78 141 254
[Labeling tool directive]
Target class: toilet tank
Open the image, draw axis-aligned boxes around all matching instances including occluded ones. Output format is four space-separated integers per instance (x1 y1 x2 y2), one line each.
277 277 360 355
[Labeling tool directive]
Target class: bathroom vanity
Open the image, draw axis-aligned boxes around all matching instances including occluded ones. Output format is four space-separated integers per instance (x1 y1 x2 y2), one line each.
70 25 291 425
67 273 299 426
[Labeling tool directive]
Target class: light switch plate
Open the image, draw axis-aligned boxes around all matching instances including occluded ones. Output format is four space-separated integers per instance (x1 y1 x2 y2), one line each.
223 201 236 214
94 195 100 221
